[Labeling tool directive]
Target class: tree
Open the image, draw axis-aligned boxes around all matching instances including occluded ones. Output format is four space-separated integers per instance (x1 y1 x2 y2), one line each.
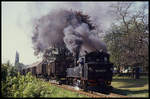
1 61 18 81
104 2 148 72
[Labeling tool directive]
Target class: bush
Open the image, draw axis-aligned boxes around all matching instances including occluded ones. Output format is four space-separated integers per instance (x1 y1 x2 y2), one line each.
1 63 18 81
1 63 87 98
2 72 50 97
1 64 9 81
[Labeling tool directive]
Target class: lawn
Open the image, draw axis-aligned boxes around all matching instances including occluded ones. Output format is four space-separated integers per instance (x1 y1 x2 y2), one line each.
47 85 87 98
111 75 149 97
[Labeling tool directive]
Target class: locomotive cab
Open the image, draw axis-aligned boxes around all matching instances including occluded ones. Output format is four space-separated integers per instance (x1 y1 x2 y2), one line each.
66 51 113 90
75 51 113 90
86 52 112 82
83 51 113 88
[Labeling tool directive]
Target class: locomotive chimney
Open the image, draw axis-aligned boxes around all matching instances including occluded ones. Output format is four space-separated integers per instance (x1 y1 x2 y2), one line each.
74 40 82 66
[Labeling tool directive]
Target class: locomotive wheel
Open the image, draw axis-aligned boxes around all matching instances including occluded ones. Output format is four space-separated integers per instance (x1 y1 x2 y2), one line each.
58 80 61 85
73 78 77 87
107 85 113 90
70 78 73 86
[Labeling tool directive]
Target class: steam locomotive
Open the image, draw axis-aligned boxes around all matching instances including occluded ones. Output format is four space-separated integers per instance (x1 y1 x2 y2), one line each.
21 50 113 90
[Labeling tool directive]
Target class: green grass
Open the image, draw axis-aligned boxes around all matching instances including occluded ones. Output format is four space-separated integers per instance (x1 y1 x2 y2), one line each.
45 84 87 98
111 76 149 97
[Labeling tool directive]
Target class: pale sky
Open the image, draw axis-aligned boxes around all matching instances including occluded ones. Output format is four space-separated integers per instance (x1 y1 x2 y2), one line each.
2 2 148 65
2 2 41 65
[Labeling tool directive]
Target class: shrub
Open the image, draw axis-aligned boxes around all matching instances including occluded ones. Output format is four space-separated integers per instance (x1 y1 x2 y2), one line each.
1 63 87 98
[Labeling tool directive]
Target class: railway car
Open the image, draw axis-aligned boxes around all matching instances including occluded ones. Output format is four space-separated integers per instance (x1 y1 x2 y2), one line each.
46 56 74 82
23 61 43 77
35 61 48 78
31 66 37 75
24 67 36 76
47 62 55 79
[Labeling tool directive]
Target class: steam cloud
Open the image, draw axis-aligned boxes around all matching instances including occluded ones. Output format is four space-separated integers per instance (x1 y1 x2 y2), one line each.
32 9 107 56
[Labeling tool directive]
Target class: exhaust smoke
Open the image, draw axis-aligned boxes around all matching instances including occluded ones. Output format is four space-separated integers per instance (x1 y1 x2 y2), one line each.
32 9 107 57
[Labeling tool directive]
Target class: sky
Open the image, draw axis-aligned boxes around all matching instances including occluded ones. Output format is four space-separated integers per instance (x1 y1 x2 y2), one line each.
2 1 148 65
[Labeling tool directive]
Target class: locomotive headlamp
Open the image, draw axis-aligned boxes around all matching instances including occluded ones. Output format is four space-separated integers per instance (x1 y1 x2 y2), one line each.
107 81 111 85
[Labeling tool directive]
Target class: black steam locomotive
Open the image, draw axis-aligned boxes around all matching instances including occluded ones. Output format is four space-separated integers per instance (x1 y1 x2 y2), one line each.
21 51 113 90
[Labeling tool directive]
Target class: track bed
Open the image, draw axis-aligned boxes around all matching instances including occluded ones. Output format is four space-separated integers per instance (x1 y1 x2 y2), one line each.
48 79 127 98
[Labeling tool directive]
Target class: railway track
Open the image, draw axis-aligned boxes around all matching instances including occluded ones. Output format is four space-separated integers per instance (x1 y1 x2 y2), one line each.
48 80 127 98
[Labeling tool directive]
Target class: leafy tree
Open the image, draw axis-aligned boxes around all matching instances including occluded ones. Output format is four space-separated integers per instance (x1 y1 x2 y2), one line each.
104 2 148 72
